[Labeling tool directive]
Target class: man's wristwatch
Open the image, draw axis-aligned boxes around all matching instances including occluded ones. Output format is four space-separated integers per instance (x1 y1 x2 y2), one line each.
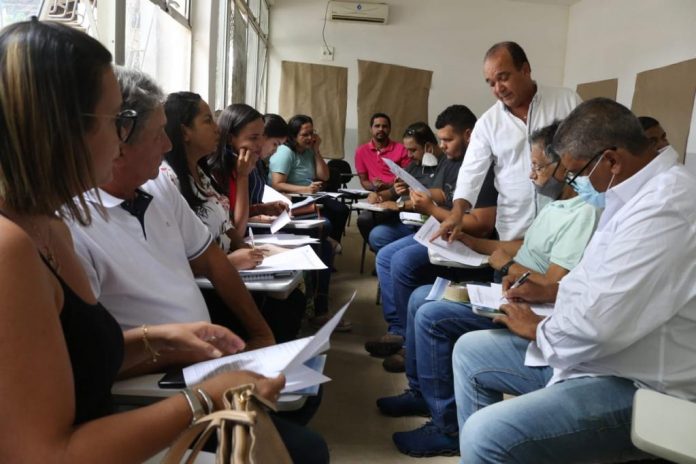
396 197 406 210
500 259 516 276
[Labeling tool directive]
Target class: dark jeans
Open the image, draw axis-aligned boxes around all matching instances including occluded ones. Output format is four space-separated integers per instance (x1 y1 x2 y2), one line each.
356 209 399 244
317 196 349 243
405 285 498 434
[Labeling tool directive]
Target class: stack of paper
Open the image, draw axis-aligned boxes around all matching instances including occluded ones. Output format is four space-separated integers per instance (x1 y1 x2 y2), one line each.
245 234 319 247
413 217 488 266
243 245 327 274
183 292 356 392
353 201 388 212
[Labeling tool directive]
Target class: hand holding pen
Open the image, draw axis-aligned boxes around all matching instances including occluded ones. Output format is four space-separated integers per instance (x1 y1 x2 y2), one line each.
501 271 531 301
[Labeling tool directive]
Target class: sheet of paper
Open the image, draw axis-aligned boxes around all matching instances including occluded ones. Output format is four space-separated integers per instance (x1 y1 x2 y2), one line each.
245 234 319 247
284 291 355 371
270 210 291 234
399 211 426 225
466 282 555 317
426 277 451 300
288 219 326 227
338 188 370 196
383 158 430 196
243 245 327 274
183 292 356 391
262 185 292 207
413 217 487 266
290 196 317 210
353 201 388 212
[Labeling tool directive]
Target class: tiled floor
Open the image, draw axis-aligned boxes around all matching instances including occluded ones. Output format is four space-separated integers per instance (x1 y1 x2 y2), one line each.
308 219 458 464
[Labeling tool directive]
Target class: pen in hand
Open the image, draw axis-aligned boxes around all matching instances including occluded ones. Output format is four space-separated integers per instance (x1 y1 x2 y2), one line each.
248 226 255 249
501 271 531 301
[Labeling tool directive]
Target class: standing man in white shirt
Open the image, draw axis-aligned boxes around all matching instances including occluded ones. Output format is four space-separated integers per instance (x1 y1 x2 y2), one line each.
451 98 696 463
437 41 581 242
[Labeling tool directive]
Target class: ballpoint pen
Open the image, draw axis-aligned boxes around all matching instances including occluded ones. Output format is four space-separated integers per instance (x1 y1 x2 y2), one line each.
248 226 255 249
502 271 531 300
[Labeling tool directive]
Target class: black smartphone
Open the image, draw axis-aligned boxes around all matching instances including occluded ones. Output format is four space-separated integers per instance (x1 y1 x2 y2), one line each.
158 370 185 389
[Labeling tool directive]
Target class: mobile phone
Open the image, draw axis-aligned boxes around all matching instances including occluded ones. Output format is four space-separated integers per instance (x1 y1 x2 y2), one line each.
472 305 504 319
158 370 185 389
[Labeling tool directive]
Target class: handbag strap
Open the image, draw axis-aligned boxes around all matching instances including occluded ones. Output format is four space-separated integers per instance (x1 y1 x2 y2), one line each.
161 410 256 464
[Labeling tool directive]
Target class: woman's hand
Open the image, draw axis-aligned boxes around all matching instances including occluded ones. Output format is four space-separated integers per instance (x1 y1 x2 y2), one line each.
236 147 255 177
260 201 288 216
257 244 287 256
228 247 264 270
200 371 286 409
306 181 323 194
311 132 322 152
149 322 246 361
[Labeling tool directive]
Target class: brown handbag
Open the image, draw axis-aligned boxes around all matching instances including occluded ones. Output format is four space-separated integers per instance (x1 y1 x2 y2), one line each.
162 384 292 464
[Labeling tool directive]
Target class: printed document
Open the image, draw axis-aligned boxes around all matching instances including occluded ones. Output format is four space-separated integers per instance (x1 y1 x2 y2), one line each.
383 158 430 196
414 216 487 266
183 291 356 392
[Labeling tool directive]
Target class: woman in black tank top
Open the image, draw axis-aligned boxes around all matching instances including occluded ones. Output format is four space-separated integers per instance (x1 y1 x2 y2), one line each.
0 20 286 463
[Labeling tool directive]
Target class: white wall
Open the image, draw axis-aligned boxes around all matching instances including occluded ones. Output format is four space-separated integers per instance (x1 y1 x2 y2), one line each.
267 0 570 173
564 0 696 173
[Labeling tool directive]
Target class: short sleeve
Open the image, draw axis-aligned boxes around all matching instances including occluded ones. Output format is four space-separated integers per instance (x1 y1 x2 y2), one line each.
355 147 367 175
269 145 294 175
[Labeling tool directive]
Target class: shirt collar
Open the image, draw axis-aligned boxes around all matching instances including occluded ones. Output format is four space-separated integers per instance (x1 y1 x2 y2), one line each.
607 146 678 206
84 187 151 209
370 139 393 153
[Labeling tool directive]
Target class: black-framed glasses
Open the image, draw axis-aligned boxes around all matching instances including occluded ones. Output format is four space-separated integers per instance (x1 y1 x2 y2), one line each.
564 146 615 186
83 109 139 143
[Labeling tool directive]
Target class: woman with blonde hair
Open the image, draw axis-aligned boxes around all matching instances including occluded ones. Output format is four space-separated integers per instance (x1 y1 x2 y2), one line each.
0 19 286 462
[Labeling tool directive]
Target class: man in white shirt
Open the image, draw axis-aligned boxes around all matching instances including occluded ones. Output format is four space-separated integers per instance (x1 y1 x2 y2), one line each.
436 41 581 242
451 98 696 463
69 67 275 350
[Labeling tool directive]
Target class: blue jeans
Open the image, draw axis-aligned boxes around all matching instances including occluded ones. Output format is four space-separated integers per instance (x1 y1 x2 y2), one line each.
452 330 651 463
405 286 498 434
368 222 415 252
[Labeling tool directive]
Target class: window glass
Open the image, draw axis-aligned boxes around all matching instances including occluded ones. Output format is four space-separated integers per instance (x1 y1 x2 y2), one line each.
0 0 42 27
125 0 191 93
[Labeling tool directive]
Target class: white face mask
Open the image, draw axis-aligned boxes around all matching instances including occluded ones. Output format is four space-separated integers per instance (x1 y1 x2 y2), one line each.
421 152 438 167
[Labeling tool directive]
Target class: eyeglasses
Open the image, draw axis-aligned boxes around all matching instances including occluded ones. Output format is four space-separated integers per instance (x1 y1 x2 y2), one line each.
564 146 615 186
530 161 557 174
83 109 139 143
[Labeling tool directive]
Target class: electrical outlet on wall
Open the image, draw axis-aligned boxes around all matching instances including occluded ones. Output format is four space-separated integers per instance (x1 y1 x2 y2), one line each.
320 46 335 61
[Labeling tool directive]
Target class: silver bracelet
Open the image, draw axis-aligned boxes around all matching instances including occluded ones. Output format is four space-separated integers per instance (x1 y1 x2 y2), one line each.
180 388 206 424
195 388 214 414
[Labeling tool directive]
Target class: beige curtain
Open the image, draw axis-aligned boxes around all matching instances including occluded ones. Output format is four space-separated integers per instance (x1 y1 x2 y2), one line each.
631 58 696 163
357 60 433 145
278 61 348 159
576 78 618 101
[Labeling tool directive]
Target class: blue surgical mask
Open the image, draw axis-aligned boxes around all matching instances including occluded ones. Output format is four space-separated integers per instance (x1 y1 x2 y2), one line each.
571 155 613 208
572 176 606 208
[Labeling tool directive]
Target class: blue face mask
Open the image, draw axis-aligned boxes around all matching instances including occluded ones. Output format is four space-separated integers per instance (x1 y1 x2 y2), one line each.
571 175 606 208
570 155 613 208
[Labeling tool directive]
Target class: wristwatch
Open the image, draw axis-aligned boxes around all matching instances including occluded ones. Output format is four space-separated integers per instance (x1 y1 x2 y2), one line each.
396 197 406 210
500 259 516 276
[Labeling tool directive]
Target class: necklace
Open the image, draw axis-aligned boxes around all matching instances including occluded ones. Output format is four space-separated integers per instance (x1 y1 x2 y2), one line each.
28 218 60 273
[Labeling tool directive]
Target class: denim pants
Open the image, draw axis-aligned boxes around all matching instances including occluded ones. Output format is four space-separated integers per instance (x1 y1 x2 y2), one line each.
452 330 651 463
375 234 435 337
405 285 498 434
368 222 415 252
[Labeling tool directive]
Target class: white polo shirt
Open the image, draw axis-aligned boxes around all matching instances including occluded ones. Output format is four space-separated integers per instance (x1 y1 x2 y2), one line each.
69 173 213 330
453 84 582 240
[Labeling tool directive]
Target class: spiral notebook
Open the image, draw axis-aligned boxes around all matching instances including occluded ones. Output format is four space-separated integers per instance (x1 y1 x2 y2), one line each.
239 270 294 282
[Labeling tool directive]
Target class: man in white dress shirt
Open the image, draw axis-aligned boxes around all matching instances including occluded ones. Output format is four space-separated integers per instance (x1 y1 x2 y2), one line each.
450 98 696 463
437 41 581 242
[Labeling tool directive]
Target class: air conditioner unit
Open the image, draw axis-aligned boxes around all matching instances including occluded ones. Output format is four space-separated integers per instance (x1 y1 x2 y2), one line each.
329 1 389 24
